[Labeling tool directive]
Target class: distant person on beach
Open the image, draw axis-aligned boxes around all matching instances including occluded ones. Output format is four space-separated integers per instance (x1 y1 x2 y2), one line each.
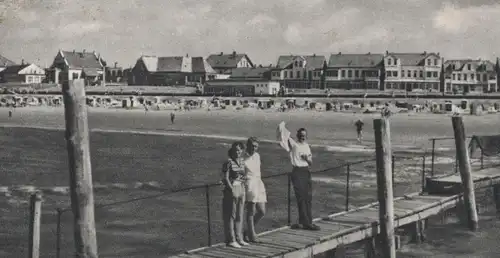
355 119 364 143
277 122 320 231
243 137 267 242
170 112 175 124
222 142 249 248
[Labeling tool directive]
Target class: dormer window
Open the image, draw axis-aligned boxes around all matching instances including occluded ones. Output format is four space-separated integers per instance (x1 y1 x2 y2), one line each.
467 64 471 70
427 59 431 66
387 59 392 66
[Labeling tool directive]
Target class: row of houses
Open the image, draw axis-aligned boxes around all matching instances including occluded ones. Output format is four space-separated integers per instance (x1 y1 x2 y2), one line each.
126 51 500 95
1 50 499 95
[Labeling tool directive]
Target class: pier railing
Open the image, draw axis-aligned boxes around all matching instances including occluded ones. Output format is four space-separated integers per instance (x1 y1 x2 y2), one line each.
49 154 427 257
428 136 499 178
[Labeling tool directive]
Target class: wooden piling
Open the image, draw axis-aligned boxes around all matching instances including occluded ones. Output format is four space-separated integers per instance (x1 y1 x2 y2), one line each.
325 244 345 258
62 79 99 258
493 184 500 212
451 116 479 231
373 118 396 258
28 192 42 258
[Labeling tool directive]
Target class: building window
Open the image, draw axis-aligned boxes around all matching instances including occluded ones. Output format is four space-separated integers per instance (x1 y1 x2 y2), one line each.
419 71 423 78
433 72 438 77
308 71 313 79
407 70 411 77
296 71 300 78
426 72 431 78
427 59 431 66
458 74 461 80
483 74 487 81
289 71 293 78
453 74 456 80
393 71 398 77
347 70 352 77
387 59 392 65
464 74 468 81
294 61 298 67
434 59 438 66
413 71 417 78
471 74 475 80
468 64 471 70
284 71 287 78
72 73 79 79
401 70 405 77
354 70 359 77
341 70 345 78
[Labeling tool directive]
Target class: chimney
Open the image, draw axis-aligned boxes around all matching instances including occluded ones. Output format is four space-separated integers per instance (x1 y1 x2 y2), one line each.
21 59 25 65
220 52 223 56
83 49 86 54
114 62 118 68
186 53 189 57
367 52 371 55
232 51 236 57
73 49 75 53
338 52 341 55
423 51 427 55
313 53 316 57
385 50 388 55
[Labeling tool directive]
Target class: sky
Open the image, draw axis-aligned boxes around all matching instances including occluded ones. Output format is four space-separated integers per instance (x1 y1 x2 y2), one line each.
1 0 500 68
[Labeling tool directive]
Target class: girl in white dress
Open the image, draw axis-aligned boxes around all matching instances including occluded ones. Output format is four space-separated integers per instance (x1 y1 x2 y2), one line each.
244 137 267 242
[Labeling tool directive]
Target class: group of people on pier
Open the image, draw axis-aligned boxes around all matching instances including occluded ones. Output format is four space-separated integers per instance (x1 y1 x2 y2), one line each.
221 122 320 248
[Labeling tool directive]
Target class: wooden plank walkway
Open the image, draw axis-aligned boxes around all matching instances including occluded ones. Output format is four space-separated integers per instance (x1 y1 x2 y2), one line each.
169 167 500 258
426 167 500 194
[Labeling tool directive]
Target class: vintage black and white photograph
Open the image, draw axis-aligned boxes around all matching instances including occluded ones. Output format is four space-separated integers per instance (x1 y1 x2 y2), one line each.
1 0 500 257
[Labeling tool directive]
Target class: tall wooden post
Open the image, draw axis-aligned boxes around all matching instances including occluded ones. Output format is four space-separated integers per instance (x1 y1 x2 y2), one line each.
62 79 99 258
28 192 42 258
373 118 396 258
451 116 479 231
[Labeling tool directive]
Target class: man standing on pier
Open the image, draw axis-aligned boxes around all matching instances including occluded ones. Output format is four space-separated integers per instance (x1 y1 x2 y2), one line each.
277 122 320 231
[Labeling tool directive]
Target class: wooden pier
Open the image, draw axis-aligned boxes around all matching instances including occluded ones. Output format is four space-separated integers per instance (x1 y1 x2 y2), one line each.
168 167 500 258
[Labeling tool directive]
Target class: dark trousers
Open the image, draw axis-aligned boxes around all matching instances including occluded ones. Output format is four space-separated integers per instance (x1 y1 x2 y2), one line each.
290 166 313 226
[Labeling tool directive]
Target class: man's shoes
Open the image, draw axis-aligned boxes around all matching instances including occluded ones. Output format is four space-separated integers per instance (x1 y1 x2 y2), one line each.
290 224 303 229
303 224 321 231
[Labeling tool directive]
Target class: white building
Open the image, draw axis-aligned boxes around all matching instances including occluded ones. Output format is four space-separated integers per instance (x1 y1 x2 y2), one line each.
384 52 442 92
443 59 497 94
204 80 280 96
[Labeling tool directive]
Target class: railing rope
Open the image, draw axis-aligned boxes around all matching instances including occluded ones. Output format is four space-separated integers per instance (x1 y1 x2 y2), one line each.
287 174 291 225
421 155 426 193
431 139 436 176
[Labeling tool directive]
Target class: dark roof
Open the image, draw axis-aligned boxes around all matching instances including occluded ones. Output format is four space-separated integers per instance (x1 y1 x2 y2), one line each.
444 59 495 72
139 56 215 73
230 67 272 79
82 68 100 76
62 51 103 69
157 57 184 72
192 57 215 73
386 52 440 66
328 53 384 68
0 55 16 67
0 64 29 74
206 53 253 69
276 55 326 69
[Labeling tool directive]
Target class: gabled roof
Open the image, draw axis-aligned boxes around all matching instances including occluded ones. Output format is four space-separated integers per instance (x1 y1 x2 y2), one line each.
444 59 495 72
0 55 16 67
61 50 103 69
328 53 384 68
207 52 254 69
386 52 440 66
0 64 29 74
138 56 215 73
230 67 272 79
276 55 326 69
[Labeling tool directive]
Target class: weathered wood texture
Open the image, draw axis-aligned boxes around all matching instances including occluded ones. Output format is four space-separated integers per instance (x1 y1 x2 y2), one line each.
28 192 42 258
451 116 479 231
62 79 99 258
373 118 396 258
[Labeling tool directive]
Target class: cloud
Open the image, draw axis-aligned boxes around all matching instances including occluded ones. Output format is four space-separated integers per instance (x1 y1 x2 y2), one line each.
1 0 500 68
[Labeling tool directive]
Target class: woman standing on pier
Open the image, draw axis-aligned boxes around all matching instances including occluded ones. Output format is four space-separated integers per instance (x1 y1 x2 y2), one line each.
222 142 250 248
244 137 267 242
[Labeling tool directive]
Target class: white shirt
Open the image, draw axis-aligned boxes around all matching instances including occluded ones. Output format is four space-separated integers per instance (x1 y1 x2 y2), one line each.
277 121 312 167
244 152 261 179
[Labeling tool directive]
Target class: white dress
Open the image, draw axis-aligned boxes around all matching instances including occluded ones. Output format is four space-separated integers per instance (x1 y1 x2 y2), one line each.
244 153 267 203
